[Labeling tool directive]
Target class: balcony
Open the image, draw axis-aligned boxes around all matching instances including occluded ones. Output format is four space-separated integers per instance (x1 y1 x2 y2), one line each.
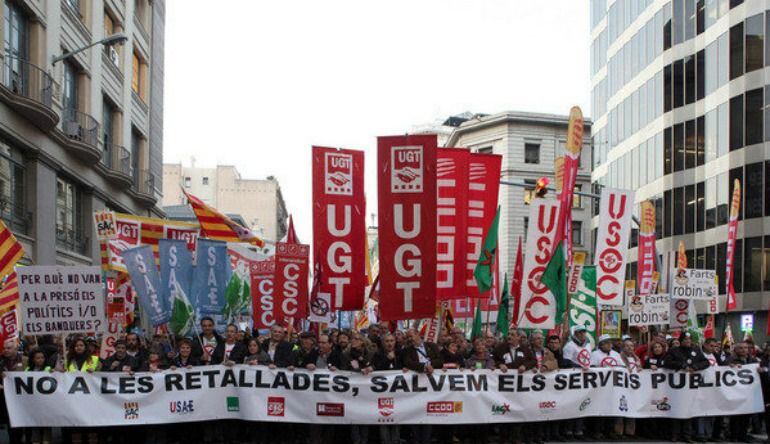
100 143 132 186
0 55 58 131
131 169 156 205
56 227 87 256
60 109 101 163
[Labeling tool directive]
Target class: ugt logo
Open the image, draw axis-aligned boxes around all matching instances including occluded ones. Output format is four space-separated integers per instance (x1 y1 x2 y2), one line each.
325 152 353 196
391 146 423 193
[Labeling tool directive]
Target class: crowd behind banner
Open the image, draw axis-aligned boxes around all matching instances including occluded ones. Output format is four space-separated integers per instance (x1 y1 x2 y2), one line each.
0 320 769 444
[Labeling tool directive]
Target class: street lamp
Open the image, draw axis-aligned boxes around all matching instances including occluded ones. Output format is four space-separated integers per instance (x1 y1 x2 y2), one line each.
51 32 128 65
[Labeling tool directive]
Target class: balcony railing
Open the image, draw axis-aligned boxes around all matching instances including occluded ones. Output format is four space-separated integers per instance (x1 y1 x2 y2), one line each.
134 169 154 197
0 55 54 109
102 143 131 176
56 227 87 255
0 199 30 236
62 108 100 149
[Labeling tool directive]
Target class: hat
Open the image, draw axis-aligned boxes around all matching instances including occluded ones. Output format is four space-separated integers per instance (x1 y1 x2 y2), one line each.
572 325 587 335
622 335 632 341
597 334 613 344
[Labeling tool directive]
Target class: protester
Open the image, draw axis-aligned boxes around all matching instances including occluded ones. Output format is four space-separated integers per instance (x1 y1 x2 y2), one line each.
170 338 200 368
244 337 271 365
465 338 496 370
403 328 442 444
261 325 294 368
728 341 759 442
192 316 223 364
529 331 558 372
212 323 248 365
102 340 139 373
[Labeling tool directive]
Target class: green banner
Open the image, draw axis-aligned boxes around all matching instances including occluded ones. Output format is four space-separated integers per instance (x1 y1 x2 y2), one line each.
568 265 597 348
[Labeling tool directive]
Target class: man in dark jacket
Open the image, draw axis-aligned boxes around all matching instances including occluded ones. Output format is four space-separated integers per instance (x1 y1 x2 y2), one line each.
664 332 708 442
305 334 342 371
192 317 224 364
260 325 295 368
126 332 149 370
293 332 318 368
493 330 537 372
372 333 401 371
102 340 139 372
211 324 248 365
403 329 443 374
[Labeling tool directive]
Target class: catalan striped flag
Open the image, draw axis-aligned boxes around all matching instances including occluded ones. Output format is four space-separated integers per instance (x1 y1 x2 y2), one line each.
0 220 23 281
183 190 265 247
0 272 19 313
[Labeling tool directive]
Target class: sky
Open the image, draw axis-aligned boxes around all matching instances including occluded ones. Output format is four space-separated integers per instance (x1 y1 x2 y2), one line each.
164 0 591 242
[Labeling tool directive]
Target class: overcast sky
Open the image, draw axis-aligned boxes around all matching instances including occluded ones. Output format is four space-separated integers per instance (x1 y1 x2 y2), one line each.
164 0 590 242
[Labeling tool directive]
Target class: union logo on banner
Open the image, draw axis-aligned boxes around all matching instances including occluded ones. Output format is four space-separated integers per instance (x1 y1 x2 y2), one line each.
325 152 353 196
391 146 423 193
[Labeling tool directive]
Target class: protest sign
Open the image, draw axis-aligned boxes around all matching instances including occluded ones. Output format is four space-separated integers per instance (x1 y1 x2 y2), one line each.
628 293 670 326
17 266 105 334
93 211 117 240
308 291 332 324
670 268 718 300
599 309 621 338
4 365 762 427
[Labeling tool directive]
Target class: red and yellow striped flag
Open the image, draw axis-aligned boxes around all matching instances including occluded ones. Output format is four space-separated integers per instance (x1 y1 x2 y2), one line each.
0 272 19 313
0 220 23 281
183 191 265 247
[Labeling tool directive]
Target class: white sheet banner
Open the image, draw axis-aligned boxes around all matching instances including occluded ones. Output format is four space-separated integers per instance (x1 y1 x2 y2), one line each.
4 365 762 427
594 188 635 306
518 199 561 330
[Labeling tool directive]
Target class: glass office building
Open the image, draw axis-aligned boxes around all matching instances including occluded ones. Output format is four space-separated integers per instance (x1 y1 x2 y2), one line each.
590 0 770 339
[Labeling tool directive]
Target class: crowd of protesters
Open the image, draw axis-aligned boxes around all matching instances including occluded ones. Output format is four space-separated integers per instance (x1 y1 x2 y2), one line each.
1 319 769 444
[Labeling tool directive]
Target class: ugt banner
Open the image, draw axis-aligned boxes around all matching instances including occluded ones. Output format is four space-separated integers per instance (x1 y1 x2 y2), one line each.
158 239 193 314
191 239 231 316
464 153 502 298
436 148 469 301
4 365 762 427
273 242 310 324
251 259 276 330
377 135 437 320
311 146 366 311
517 199 560 330
594 188 634 306
637 200 657 297
122 246 169 326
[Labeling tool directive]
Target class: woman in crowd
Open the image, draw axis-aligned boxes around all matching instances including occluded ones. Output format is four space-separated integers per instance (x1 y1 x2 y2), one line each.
244 337 271 365
170 338 200 369
644 340 667 369
66 337 100 373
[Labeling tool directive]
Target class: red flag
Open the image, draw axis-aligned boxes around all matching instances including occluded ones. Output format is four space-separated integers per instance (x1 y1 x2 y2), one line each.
464 153 502 299
727 180 740 310
377 135 437 321
311 146 366 311
704 314 715 339
637 201 657 296
273 242 309 325
251 259 276 330
510 237 524 328
286 215 299 244
436 148 469 300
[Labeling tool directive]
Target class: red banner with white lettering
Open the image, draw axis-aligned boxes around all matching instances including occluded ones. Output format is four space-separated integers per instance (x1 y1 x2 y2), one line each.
436 148 469 300
465 153 502 299
377 135 437 321
273 243 310 325
727 180 740 310
637 201 657 297
251 260 276 330
0 309 17 343
594 188 635 306
311 146 366 311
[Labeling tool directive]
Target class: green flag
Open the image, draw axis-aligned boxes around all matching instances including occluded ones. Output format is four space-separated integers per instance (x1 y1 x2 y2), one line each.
541 241 568 323
223 273 252 322
169 282 194 337
568 265 597 348
473 206 501 294
496 273 510 337
471 300 483 340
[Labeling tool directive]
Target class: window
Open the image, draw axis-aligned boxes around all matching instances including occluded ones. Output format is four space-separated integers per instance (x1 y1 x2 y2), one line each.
56 177 85 254
718 31 729 87
766 12 770 67
64 0 80 17
102 98 114 164
673 123 685 172
573 184 582 209
744 237 762 292
706 176 716 229
3 2 27 65
746 88 763 145
729 94 744 151
674 187 684 235
664 1 673 50
717 242 726 294
664 190 673 237
524 143 540 164
745 162 763 218
685 0 696 40
202 177 209 185
705 108 717 161
664 126 672 175
685 184 695 233
684 55 694 105
685 119 695 169
572 221 583 246
62 61 78 114
477 146 493 154
523 217 529 241
655 195 664 236
673 59 684 108
697 0 705 34
131 51 146 100
673 0 684 44
184 177 191 188
131 129 142 185
716 172 728 225
664 64 673 112
746 13 764 72
765 161 770 216
104 12 120 68
696 116 705 166
697 181 705 231
764 237 770 291
730 22 744 80
717 102 728 157
705 40 718 95
766 86 770 142
696 49 705 101
0 139 26 235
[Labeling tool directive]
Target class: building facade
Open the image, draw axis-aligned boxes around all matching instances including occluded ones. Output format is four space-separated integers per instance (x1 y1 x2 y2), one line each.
590 0 769 339
162 163 288 244
446 111 593 282
0 0 164 266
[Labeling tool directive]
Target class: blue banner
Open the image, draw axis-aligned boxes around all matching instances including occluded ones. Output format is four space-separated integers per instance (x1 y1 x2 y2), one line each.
191 239 231 315
158 239 193 310
121 245 170 326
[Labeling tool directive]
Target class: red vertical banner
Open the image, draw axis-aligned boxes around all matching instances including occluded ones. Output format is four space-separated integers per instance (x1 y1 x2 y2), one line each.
273 242 310 325
436 148 469 300
377 135 438 321
464 153 502 298
510 238 524 328
637 201 657 296
251 260 276 330
311 146 366 311
727 179 740 310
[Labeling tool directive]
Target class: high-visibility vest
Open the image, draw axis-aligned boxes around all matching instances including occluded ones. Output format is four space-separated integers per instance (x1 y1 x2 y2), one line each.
25 366 51 372
67 356 100 372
